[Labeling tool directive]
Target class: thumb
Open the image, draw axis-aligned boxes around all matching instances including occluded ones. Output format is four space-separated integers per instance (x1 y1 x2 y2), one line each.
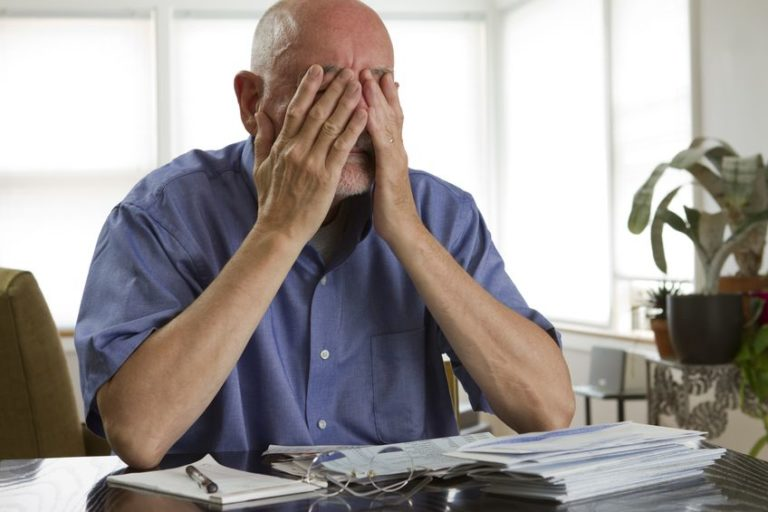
253 111 275 165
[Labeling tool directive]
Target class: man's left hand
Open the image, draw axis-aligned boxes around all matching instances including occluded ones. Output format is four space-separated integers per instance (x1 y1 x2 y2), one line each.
361 70 420 242
359 72 575 434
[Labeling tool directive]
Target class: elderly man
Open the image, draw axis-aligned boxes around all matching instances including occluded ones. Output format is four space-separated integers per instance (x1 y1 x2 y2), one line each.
76 0 574 469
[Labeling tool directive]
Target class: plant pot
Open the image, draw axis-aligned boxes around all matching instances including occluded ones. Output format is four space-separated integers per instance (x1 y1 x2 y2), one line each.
649 318 676 360
718 276 768 294
667 294 744 364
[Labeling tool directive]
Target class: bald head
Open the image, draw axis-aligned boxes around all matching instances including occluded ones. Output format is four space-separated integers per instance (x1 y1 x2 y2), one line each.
235 0 395 198
250 0 393 77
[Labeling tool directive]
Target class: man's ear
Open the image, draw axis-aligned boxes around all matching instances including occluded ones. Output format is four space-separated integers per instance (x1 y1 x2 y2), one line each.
234 71 264 136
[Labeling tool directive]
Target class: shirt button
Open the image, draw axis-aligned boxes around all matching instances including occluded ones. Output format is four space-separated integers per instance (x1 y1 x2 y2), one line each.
320 349 330 360
320 276 327 286
317 419 327 430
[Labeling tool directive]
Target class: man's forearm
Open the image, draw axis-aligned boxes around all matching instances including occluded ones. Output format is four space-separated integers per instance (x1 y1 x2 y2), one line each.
99 65 367 469
386 221 575 433
97 226 303 469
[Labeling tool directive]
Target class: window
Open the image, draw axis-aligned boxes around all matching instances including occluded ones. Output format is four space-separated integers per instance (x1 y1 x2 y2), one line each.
386 18 489 219
610 0 693 331
0 16 155 174
499 0 611 325
172 16 256 155
0 15 155 326
497 0 691 328
0 0 695 333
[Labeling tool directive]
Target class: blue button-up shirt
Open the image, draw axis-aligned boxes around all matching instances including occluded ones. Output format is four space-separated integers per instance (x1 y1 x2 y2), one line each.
75 139 559 454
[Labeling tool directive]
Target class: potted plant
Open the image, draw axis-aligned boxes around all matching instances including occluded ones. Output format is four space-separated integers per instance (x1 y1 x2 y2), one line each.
628 137 768 364
645 281 681 360
735 297 768 458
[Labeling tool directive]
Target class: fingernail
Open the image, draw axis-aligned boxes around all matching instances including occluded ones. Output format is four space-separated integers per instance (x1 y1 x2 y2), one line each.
307 65 321 78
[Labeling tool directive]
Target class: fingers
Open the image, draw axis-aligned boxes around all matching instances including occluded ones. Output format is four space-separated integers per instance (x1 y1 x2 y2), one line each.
310 79 363 154
281 64 324 138
362 70 401 113
326 109 368 171
380 72 399 105
297 68 358 142
253 111 275 166
361 69 403 149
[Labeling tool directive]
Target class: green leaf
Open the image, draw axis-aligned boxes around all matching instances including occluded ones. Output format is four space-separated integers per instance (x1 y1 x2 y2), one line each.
752 330 768 356
702 140 739 170
753 373 768 401
684 206 700 235
755 331 768 355
650 187 686 273
628 163 669 234
669 138 735 169
746 297 765 328
723 155 763 208
658 209 689 234
695 211 727 260
736 342 753 364
744 208 768 227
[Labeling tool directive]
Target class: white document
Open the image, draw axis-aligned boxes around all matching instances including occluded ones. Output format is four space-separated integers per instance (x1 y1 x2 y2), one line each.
448 435 700 466
267 433 495 484
319 433 494 480
107 454 323 506
455 422 703 455
479 468 708 502
447 422 725 503
263 444 364 456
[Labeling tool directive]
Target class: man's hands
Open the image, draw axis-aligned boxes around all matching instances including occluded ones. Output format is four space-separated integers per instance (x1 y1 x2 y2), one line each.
253 65 368 242
252 64 420 246
360 69 420 243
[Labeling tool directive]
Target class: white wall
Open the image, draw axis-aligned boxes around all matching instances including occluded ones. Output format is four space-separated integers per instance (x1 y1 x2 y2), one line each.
694 0 768 156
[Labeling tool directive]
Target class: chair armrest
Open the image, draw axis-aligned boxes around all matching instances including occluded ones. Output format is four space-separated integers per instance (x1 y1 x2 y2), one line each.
82 423 111 456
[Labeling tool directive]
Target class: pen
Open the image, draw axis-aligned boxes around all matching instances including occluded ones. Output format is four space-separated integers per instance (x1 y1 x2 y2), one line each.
186 465 219 493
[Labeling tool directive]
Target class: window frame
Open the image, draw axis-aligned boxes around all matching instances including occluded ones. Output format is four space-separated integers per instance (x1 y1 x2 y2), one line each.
0 0 698 335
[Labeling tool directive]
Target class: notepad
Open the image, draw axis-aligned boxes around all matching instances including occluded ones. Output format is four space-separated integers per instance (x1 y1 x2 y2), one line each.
107 454 323 506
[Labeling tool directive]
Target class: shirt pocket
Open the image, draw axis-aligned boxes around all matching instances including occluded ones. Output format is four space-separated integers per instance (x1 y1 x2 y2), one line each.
370 327 427 444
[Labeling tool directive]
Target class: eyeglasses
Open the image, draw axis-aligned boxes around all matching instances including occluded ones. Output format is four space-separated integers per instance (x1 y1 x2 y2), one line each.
303 445 432 499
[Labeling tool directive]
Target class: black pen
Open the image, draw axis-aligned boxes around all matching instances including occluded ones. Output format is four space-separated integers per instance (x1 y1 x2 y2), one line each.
186 465 219 493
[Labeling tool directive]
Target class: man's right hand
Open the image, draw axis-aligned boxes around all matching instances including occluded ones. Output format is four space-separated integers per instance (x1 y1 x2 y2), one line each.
252 65 368 242
97 67 367 469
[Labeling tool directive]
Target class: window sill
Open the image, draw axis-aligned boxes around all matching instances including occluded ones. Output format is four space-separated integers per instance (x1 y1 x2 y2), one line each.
556 322 654 344
556 322 659 360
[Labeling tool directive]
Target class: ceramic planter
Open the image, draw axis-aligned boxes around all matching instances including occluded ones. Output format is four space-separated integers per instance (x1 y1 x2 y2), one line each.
650 318 676 360
667 294 744 364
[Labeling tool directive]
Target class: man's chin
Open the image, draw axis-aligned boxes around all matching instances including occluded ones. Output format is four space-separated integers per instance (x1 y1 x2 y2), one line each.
335 160 374 198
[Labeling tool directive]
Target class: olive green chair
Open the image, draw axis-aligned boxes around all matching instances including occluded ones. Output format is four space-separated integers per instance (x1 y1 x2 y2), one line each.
0 267 110 459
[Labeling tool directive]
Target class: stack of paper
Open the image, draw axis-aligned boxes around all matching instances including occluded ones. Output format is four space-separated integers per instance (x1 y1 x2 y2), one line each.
265 433 495 487
446 422 725 503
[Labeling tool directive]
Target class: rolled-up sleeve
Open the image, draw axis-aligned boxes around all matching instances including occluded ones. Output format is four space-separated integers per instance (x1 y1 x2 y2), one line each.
75 203 201 436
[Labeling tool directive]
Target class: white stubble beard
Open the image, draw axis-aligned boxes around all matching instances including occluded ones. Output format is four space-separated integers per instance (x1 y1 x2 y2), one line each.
335 151 375 199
